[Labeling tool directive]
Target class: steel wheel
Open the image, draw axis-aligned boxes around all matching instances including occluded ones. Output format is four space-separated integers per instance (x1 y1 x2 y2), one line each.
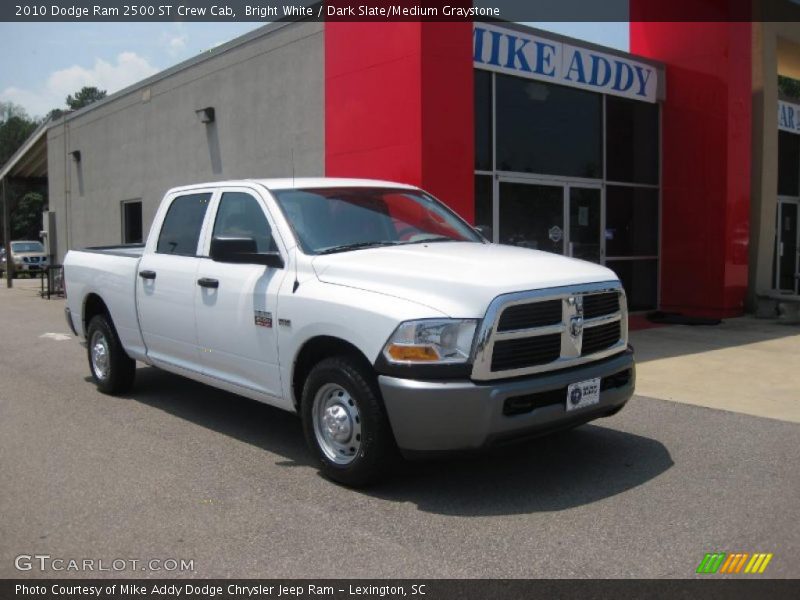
312 383 362 465
90 329 110 381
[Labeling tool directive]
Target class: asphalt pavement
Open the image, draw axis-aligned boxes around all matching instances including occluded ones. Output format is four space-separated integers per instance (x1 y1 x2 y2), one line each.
1 282 798 578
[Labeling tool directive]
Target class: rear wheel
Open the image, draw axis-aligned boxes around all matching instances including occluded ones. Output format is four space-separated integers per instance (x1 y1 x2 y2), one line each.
301 356 396 487
87 314 136 394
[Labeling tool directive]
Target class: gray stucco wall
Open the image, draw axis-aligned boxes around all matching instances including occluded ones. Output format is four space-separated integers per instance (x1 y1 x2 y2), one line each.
47 21 324 261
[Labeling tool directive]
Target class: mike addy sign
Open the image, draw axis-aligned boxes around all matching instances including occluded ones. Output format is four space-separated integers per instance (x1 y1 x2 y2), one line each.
473 23 660 104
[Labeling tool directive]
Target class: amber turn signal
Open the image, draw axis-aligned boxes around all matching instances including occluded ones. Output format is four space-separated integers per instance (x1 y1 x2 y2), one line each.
385 344 440 362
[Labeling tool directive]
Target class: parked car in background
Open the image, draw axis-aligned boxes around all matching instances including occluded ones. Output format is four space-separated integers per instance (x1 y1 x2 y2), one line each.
0 240 49 278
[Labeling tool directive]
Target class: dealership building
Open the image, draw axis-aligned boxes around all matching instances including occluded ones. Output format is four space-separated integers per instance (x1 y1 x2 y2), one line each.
1 16 799 318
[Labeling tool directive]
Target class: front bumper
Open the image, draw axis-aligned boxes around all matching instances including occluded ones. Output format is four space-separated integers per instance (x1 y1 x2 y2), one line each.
15 264 45 272
379 348 634 455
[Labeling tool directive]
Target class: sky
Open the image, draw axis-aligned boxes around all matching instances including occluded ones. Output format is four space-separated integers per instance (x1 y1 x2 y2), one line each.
0 22 628 120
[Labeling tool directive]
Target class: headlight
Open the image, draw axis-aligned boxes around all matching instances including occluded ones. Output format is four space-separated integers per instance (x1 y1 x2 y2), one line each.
383 319 478 364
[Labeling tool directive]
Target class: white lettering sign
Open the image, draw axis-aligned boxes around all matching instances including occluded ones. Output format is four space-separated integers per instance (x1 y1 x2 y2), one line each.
473 23 659 103
779 99 800 134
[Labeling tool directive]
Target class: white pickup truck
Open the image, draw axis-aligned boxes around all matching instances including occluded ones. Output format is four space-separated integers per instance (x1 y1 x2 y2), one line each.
64 178 634 486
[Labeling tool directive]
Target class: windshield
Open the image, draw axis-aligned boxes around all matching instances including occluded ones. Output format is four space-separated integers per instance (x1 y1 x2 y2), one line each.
11 242 44 253
272 187 482 254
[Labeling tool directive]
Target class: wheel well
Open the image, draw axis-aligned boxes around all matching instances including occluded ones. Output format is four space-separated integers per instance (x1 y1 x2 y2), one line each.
292 336 372 410
83 293 111 334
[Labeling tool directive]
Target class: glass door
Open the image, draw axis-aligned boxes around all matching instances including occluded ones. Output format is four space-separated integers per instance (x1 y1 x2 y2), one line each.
567 186 602 263
498 181 565 253
776 199 799 294
497 177 604 263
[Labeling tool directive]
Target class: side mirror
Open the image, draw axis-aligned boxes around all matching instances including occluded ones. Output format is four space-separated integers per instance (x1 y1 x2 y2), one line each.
210 237 284 269
474 225 493 242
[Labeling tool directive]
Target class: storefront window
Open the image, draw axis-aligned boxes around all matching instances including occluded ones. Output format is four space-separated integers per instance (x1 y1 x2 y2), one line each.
495 75 602 178
474 70 492 172
605 259 659 312
606 96 660 185
474 175 492 231
475 59 661 310
778 130 800 196
605 186 659 257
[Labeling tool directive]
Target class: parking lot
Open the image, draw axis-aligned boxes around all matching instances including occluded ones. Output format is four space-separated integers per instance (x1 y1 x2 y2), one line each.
1 280 798 578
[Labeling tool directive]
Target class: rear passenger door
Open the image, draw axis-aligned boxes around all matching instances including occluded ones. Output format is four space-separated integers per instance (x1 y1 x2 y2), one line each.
194 188 288 400
136 190 214 374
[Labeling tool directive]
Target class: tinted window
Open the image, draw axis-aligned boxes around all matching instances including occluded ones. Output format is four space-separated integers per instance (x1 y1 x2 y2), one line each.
475 69 493 171
122 201 143 244
212 192 275 253
498 181 563 252
606 96 660 185
156 193 211 256
474 175 492 231
605 186 659 257
778 130 800 196
606 259 658 311
495 75 602 178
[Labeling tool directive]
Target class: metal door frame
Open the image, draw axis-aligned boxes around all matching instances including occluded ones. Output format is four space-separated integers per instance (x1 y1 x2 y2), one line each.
775 196 800 294
494 173 605 261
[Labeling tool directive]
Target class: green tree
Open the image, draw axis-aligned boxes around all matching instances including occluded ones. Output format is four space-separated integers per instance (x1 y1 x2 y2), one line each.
0 101 38 165
66 86 107 110
11 191 45 239
0 102 44 247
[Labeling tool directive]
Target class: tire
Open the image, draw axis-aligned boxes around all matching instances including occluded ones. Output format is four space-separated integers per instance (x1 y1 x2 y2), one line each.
86 314 136 394
301 356 396 487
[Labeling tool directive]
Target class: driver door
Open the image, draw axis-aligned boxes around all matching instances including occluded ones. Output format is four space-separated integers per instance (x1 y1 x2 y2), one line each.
194 188 288 400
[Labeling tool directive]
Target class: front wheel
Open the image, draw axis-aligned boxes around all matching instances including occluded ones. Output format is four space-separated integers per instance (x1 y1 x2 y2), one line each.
301 356 396 487
86 314 136 394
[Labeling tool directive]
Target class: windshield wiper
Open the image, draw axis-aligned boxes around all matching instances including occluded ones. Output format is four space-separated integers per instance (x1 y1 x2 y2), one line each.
316 241 401 255
401 236 461 245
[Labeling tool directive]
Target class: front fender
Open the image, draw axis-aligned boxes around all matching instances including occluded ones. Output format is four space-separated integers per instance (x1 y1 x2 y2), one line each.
277 278 448 407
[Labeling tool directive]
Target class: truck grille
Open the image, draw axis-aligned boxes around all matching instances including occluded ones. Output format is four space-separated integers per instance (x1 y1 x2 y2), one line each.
581 321 622 355
583 292 619 319
471 283 628 380
491 334 562 371
497 299 562 331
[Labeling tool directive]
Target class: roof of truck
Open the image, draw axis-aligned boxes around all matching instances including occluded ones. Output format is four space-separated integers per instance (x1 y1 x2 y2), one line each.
169 178 419 193
253 178 418 190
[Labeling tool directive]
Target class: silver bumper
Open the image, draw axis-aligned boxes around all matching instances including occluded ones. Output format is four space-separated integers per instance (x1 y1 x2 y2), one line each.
379 349 635 455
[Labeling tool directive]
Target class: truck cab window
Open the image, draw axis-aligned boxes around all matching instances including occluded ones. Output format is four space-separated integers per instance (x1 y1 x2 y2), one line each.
212 192 276 252
156 193 211 256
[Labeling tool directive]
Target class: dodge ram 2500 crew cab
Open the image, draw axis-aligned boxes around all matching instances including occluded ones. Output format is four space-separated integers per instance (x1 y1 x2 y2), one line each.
64 178 635 486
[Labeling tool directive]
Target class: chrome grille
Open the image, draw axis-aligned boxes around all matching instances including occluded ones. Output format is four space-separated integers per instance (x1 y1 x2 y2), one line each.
471 282 628 381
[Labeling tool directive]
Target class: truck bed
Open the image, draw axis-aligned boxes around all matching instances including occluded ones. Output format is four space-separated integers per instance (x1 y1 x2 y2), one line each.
63 246 147 360
82 244 146 258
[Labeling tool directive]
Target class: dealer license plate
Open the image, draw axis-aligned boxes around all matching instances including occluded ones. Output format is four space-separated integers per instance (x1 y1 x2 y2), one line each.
566 377 601 411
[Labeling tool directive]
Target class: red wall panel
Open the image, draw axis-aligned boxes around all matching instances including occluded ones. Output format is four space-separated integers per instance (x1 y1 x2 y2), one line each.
325 22 474 221
630 16 752 318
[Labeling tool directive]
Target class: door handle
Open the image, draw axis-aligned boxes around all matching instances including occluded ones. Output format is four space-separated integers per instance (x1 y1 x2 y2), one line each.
197 277 219 289
139 270 156 280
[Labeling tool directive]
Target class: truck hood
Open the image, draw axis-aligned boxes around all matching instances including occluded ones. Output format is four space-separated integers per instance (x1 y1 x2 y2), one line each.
311 242 619 317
